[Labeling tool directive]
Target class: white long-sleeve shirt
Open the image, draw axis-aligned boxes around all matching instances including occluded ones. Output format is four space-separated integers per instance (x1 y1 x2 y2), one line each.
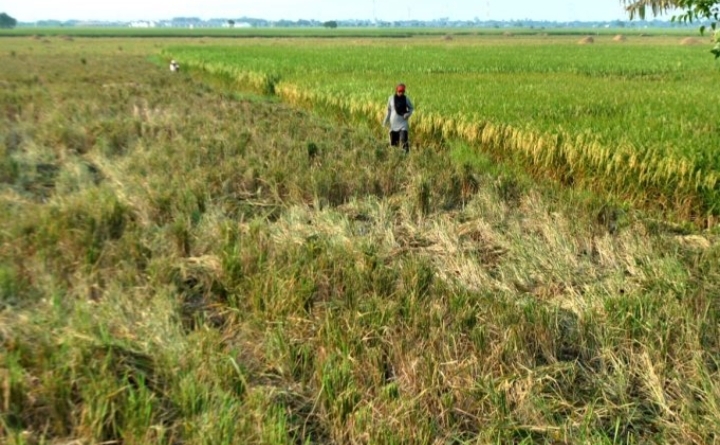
383 94 414 132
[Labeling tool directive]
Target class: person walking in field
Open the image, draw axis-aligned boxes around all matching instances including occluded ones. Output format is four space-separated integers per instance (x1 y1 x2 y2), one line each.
383 83 414 154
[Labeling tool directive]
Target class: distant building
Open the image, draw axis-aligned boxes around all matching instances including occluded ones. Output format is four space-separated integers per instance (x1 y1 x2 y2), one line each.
222 22 252 28
129 21 157 28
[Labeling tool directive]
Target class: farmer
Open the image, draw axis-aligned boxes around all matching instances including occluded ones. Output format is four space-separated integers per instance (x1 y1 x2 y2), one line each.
382 83 414 154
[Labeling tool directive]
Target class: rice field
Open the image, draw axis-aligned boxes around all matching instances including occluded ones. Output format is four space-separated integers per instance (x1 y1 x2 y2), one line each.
167 34 720 222
2 33 720 445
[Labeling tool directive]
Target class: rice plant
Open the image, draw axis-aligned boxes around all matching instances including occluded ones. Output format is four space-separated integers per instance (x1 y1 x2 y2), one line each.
2 35 720 445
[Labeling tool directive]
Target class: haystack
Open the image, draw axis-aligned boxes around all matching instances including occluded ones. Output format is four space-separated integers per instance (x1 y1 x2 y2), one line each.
443 34 454 41
503 31 514 37
578 36 594 44
680 37 701 45
613 34 627 42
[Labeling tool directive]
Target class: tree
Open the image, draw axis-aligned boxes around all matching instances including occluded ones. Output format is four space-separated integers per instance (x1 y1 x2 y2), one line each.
0 12 17 29
620 1 719 30
620 1 720 56
227 19 235 27
323 20 338 29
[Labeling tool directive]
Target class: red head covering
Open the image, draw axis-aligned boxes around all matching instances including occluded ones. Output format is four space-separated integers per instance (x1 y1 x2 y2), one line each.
396 83 406 93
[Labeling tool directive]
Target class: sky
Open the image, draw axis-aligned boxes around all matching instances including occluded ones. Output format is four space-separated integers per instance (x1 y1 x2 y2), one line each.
8 0 640 23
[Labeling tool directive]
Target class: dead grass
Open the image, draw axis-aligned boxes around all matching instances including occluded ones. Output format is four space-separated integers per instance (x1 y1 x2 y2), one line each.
2 36 720 445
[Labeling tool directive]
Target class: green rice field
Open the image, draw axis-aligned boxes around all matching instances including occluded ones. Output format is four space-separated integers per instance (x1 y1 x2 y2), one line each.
168 33 720 222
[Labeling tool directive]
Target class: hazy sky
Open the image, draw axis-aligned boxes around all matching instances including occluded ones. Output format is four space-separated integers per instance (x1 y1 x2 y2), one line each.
8 1 640 23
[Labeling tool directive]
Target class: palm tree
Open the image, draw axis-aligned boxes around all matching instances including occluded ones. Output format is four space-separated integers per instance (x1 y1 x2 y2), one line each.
619 1 681 19
620 0 719 22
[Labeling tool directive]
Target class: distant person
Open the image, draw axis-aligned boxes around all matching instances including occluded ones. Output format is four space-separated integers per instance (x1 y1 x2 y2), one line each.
169 60 180 72
382 83 414 154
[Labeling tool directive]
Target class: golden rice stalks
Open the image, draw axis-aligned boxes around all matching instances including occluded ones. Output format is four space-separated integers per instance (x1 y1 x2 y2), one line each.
189 61 716 216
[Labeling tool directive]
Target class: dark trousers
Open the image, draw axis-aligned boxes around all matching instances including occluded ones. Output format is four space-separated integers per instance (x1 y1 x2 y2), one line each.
390 130 409 152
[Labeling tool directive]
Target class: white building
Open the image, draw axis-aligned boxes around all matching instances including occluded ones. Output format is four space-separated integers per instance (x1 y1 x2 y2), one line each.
129 21 157 28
